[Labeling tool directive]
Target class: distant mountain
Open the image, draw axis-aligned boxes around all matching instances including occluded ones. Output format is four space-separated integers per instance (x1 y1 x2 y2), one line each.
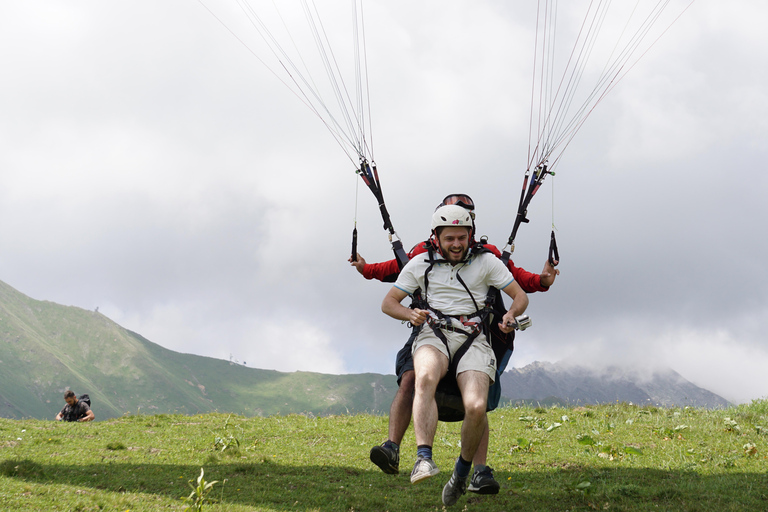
0 279 397 420
499 361 730 408
1 279 731 420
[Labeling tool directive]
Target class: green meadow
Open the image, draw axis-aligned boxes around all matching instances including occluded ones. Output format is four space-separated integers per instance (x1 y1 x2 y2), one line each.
1 400 766 511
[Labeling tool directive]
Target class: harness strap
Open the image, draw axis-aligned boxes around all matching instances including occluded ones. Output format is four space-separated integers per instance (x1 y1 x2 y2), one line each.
357 160 409 269
454 270 482 316
426 316 483 377
447 328 482 377
420 246 491 378
424 249 487 379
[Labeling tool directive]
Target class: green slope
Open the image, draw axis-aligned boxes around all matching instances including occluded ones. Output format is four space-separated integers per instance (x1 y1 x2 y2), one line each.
0 279 397 420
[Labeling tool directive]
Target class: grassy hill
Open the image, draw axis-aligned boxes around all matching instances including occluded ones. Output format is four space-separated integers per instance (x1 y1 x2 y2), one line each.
1 401 767 511
0 279 397 420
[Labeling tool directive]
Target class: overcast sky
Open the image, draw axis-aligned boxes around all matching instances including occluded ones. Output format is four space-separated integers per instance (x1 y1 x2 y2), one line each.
2 1 766 405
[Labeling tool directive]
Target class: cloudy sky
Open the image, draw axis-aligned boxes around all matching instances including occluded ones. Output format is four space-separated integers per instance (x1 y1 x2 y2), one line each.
2 1 766 404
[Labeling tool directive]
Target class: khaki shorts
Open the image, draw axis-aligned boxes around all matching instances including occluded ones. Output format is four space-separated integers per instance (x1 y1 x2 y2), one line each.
412 324 497 384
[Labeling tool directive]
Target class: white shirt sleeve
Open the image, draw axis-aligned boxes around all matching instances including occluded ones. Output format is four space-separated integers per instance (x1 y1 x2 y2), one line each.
484 253 516 290
393 257 422 295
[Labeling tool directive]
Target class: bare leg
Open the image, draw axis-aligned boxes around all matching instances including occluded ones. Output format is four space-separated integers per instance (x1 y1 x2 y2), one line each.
456 370 490 463
412 345 448 447
388 370 414 445
370 368 416 474
466 414 500 494
442 370 492 505
472 419 489 466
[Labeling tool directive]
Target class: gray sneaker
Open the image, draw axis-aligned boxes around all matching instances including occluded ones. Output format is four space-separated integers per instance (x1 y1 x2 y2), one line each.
442 470 468 506
467 466 500 494
410 457 440 484
370 443 399 474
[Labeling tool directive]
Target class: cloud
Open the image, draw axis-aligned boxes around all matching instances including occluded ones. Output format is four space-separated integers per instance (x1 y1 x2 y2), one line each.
2 1 767 404
659 328 768 405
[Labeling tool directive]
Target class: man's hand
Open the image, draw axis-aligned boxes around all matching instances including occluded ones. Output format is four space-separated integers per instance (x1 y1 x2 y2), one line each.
500 280 529 329
348 254 366 275
499 312 517 334
408 308 428 327
540 259 560 288
499 313 532 333
382 287 424 325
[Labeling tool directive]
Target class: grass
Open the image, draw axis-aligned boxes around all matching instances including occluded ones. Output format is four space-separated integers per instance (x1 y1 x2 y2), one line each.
1 400 767 511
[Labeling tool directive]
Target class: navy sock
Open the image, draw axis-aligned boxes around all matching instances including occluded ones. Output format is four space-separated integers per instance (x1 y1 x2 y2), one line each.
384 440 399 452
454 456 472 479
417 445 432 460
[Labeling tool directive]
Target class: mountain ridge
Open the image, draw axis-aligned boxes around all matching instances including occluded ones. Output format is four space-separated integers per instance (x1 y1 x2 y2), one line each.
1 279 730 419
499 360 730 408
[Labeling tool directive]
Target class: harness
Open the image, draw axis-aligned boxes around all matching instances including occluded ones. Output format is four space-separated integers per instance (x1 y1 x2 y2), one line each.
411 240 517 421
415 241 498 385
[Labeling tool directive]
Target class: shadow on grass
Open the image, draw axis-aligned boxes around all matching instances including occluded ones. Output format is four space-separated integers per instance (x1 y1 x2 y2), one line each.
2 457 768 511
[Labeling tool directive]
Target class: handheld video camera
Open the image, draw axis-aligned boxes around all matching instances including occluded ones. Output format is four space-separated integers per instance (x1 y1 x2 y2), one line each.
506 314 532 331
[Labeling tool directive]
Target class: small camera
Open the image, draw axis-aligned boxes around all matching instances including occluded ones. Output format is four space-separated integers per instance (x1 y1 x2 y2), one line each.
506 314 532 331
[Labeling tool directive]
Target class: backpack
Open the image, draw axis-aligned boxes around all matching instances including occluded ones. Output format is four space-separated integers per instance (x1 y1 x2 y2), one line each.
79 394 91 407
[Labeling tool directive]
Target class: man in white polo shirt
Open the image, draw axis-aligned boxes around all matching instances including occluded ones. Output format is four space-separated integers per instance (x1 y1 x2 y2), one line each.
381 204 529 507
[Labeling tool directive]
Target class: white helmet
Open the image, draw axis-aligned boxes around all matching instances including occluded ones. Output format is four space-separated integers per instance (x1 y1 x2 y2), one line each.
431 204 473 232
